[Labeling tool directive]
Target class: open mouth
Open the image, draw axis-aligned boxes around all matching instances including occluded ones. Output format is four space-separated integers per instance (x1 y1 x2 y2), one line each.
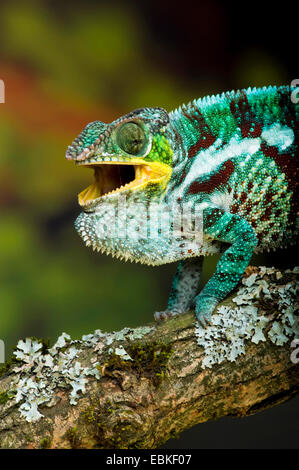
77 161 171 207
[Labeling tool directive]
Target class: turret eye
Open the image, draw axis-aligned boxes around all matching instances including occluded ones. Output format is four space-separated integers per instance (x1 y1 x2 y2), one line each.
116 122 146 155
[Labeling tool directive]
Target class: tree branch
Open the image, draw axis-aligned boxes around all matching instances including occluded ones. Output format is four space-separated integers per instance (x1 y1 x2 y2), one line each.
0 266 298 449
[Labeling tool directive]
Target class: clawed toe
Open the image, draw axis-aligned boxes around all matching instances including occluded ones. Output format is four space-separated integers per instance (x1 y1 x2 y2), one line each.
197 317 211 328
154 310 179 322
195 312 212 328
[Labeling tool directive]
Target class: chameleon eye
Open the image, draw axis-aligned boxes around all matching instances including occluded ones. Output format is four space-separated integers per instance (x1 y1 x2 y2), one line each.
116 122 146 155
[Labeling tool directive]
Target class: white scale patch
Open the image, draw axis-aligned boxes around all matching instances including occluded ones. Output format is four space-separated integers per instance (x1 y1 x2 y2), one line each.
173 136 261 199
209 190 234 212
261 123 294 151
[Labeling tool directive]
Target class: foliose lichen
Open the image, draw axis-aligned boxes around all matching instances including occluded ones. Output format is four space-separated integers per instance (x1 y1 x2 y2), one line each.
9 325 155 423
195 266 298 368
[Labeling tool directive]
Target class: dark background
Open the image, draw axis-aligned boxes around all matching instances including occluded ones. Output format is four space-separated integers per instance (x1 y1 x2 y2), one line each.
0 0 298 448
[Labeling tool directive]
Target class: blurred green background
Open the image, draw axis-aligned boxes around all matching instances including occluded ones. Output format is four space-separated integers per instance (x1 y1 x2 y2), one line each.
0 0 297 448
0 0 296 353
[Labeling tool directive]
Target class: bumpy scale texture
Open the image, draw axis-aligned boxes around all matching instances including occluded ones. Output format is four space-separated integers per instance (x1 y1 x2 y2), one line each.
66 86 298 327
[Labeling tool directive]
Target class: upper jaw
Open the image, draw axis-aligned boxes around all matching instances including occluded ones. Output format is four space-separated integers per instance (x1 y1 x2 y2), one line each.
66 142 101 162
75 150 141 166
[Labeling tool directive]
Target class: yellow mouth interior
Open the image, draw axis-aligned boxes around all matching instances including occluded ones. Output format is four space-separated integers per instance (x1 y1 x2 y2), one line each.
78 161 171 207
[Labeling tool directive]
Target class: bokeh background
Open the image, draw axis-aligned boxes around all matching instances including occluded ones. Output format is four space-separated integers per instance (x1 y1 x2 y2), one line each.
0 0 298 448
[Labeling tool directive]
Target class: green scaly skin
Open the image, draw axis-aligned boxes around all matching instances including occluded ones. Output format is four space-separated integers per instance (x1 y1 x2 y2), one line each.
66 86 298 327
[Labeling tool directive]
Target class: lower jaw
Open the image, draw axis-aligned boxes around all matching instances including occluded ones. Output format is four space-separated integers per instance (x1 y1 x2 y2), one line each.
79 188 144 210
78 179 152 208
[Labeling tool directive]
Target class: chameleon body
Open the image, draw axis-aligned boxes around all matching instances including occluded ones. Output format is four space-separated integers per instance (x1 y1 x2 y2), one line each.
66 86 298 327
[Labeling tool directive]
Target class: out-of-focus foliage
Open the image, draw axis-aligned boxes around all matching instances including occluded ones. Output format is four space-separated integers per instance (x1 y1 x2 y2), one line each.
0 0 293 357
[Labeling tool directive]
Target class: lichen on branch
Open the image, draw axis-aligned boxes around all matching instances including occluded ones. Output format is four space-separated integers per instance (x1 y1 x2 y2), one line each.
0 266 298 449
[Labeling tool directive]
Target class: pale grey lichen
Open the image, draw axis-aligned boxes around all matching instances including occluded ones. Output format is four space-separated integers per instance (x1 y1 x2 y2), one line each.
11 333 87 421
48 332 71 355
14 338 43 363
195 266 298 369
10 324 155 422
108 345 133 361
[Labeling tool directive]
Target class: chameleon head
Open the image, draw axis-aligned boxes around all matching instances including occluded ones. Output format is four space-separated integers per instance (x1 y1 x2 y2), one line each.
66 107 174 210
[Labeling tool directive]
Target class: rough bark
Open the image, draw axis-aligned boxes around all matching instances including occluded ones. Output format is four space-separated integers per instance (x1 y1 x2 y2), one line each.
0 266 298 449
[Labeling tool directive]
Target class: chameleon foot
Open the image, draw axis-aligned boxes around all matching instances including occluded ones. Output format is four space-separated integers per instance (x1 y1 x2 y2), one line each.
195 310 212 329
154 309 183 322
195 295 219 328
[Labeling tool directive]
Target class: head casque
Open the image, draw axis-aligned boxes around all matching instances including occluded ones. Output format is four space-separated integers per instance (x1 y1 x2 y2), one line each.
66 107 174 211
